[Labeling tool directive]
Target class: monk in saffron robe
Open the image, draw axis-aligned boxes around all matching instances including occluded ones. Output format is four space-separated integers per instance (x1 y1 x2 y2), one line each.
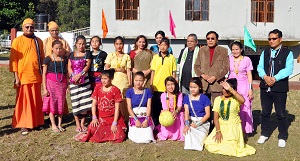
9 18 45 135
43 21 71 115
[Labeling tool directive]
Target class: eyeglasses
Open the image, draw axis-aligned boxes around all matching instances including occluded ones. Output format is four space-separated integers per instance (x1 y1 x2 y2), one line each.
50 29 59 32
25 26 34 29
268 38 278 41
206 37 215 40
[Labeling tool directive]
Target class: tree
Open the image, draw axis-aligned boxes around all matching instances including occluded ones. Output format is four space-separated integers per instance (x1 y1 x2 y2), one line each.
0 0 90 32
36 0 58 21
57 0 90 32
0 0 38 30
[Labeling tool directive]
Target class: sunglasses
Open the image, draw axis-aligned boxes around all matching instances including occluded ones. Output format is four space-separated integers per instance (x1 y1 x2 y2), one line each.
25 26 34 29
206 37 215 40
268 38 278 41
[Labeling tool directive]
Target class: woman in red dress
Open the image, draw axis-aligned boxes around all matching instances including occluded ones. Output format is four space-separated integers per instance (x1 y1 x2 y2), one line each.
81 69 126 143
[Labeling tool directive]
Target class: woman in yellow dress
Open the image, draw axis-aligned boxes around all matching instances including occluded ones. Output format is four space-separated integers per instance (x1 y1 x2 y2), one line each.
105 36 131 122
204 78 256 157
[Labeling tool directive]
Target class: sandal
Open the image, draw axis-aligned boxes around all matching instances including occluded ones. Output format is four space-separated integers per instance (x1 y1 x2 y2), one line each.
75 127 82 132
81 126 88 132
21 128 29 136
58 127 65 132
51 128 60 133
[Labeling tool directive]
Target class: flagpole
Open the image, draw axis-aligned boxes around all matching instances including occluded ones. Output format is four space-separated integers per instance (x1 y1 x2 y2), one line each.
244 1 248 52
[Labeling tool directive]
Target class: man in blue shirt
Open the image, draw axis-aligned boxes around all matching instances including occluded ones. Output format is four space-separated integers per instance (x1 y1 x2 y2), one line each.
257 29 294 148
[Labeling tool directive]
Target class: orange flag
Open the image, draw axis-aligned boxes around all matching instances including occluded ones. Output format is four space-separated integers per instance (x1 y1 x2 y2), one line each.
102 9 108 38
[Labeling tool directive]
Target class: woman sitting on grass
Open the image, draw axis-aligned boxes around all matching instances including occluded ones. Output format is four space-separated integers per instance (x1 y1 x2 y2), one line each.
126 71 155 143
80 69 126 143
183 77 211 151
156 76 184 141
204 78 256 157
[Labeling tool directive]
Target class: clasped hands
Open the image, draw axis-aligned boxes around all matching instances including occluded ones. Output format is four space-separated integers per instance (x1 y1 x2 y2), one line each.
264 75 276 87
135 119 149 128
202 74 216 84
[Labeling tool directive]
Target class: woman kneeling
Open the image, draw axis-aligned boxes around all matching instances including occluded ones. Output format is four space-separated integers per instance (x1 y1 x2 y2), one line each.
183 77 211 151
81 69 126 143
126 71 155 143
204 78 256 157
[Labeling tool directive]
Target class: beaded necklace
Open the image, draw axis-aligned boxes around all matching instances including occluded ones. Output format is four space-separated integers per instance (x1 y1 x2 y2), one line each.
166 93 176 111
219 96 232 121
233 56 243 75
116 53 123 68
52 54 63 82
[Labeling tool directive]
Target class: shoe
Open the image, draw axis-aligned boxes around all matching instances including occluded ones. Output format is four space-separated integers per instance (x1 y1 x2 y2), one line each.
278 139 286 148
257 135 268 144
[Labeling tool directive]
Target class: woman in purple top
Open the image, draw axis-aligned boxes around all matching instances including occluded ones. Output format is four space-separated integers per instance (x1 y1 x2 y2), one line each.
228 41 254 137
68 35 93 132
126 72 155 143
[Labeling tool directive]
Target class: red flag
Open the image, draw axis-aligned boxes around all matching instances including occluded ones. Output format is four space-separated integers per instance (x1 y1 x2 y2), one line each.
102 9 108 38
169 10 176 39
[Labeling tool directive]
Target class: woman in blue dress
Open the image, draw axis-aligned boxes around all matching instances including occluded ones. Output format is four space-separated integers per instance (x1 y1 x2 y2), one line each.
126 71 155 143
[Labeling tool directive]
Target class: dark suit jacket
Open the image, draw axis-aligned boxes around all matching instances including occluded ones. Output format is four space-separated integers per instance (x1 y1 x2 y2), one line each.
194 46 229 92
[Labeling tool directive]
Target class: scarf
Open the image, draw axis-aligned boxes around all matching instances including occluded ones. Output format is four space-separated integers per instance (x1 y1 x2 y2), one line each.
178 46 199 87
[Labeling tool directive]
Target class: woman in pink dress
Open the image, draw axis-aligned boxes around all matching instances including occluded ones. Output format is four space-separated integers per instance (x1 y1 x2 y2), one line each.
156 76 184 141
228 41 254 138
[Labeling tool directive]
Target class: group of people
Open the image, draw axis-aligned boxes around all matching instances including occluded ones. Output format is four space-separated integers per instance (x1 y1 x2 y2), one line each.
9 18 293 157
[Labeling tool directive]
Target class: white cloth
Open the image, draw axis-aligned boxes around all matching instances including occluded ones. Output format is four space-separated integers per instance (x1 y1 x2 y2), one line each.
128 107 155 143
184 117 210 151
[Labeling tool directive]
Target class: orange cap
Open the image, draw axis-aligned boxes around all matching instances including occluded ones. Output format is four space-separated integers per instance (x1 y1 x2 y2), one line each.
48 21 59 30
22 18 34 26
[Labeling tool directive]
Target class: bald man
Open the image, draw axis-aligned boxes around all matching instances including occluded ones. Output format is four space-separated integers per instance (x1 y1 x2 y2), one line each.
9 18 45 135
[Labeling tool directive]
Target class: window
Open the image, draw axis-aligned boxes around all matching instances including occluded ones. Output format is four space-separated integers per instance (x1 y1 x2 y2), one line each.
251 0 274 23
185 0 209 21
116 0 140 20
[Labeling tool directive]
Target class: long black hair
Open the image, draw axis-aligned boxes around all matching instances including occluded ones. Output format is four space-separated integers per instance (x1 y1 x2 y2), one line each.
165 76 179 107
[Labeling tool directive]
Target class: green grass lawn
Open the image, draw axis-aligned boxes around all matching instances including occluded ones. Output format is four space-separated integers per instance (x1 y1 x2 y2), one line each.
0 66 299 160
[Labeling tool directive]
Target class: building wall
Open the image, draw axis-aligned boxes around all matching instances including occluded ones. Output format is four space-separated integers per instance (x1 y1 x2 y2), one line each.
91 0 300 40
90 0 300 79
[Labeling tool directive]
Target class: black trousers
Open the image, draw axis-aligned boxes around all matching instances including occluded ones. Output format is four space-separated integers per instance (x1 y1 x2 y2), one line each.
204 89 222 133
152 91 163 126
260 89 288 140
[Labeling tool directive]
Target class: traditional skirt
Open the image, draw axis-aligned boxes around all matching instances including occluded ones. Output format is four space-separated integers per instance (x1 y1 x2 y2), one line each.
128 107 155 143
70 75 92 115
42 73 67 115
81 116 126 143
184 117 210 151
156 109 185 141
204 120 256 157
12 83 44 129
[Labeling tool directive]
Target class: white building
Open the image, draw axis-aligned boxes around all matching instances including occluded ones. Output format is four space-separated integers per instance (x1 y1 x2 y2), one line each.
90 0 300 80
